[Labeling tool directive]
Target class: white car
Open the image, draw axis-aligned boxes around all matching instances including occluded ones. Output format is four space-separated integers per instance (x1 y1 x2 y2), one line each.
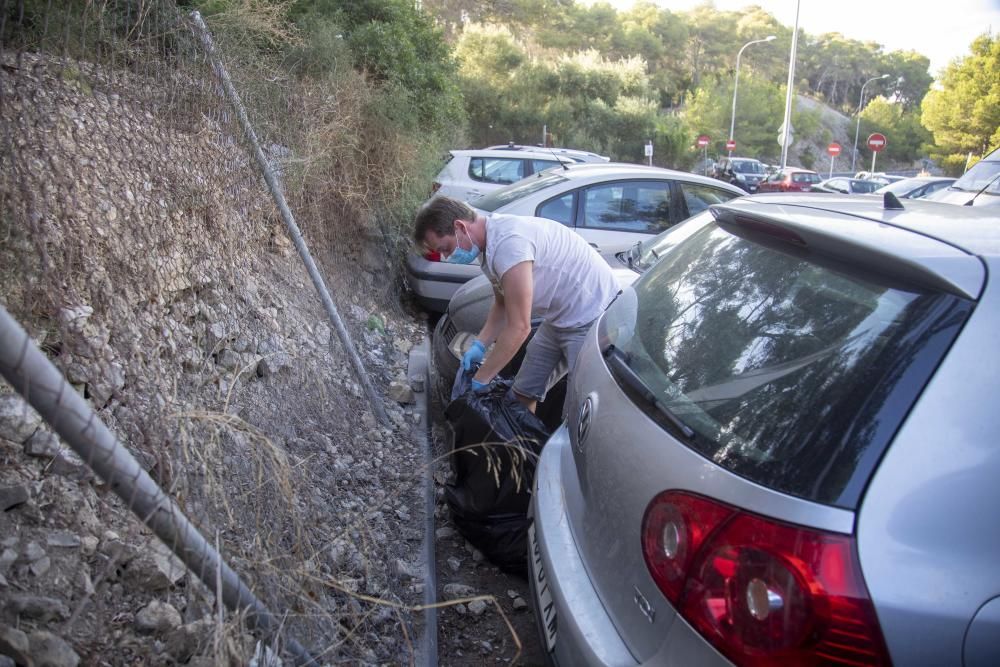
407 162 745 311
429 148 573 202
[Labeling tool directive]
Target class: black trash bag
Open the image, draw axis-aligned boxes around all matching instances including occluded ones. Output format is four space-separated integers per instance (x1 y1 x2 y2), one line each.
444 366 550 573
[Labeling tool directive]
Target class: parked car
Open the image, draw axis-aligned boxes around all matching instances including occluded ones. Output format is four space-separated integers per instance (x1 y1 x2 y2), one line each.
854 171 906 186
875 176 956 199
485 143 610 163
528 193 1000 667
429 148 572 202
756 167 822 193
926 146 1000 207
711 157 767 193
409 163 744 311
812 176 881 194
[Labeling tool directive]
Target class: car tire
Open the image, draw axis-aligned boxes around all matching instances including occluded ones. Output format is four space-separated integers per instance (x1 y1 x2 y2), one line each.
430 316 458 422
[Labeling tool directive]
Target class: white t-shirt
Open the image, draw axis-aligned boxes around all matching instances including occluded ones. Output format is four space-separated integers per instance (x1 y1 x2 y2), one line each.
480 214 620 329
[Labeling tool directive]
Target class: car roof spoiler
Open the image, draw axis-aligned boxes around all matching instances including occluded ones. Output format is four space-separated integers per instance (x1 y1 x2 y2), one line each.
708 202 983 300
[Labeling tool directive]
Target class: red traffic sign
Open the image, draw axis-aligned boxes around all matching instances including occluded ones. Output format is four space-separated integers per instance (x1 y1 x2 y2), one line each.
696 134 711 148
867 133 887 153
827 142 841 156
725 139 736 151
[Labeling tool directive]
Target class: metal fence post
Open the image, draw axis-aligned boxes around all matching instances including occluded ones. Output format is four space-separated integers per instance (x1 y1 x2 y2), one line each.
188 10 389 427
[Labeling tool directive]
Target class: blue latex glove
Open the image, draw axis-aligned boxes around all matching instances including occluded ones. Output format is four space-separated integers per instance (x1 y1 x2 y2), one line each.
461 339 486 372
471 378 490 393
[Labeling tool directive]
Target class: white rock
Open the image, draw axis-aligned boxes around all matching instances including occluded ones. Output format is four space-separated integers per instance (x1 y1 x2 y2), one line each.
0 395 41 443
28 631 79 667
24 430 60 458
134 601 183 635
442 583 476 600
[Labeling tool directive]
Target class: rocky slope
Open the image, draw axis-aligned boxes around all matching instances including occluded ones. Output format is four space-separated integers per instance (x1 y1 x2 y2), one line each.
0 51 431 666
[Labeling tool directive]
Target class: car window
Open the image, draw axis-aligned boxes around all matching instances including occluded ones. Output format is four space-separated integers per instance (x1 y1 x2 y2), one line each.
827 179 846 192
677 182 739 218
529 159 563 174
599 222 972 508
536 192 575 226
468 157 525 185
853 180 880 193
580 180 672 233
472 172 568 212
793 173 820 184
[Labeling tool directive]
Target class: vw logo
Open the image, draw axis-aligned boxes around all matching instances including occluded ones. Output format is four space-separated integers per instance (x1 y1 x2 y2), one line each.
577 397 593 450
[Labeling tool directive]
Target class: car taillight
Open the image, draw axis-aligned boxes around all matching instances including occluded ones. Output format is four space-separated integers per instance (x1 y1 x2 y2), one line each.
641 491 891 667
430 181 442 194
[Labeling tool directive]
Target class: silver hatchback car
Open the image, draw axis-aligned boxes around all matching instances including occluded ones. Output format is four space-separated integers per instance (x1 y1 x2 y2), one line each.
528 194 1000 666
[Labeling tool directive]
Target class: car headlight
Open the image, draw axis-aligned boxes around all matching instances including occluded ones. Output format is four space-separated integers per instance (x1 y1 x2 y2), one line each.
735 173 746 181
448 331 478 361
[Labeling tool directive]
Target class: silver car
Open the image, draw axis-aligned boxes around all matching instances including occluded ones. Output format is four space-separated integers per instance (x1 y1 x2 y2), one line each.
528 193 1000 666
409 163 743 312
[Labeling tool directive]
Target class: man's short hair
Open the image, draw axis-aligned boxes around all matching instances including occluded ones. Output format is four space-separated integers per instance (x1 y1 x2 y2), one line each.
413 196 476 247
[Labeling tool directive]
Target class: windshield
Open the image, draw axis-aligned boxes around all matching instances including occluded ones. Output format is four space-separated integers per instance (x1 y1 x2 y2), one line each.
950 159 1000 195
875 179 921 195
472 172 568 212
733 160 765 175
599 222 970 508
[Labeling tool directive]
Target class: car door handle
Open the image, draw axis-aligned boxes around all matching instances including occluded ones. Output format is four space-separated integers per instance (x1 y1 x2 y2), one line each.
589 243 601 251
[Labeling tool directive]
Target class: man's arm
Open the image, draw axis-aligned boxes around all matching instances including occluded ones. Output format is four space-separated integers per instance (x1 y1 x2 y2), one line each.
475 286 507 347
473 261 533 384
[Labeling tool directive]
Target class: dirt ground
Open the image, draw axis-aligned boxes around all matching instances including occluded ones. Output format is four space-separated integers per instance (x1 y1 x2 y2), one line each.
429 417 548 666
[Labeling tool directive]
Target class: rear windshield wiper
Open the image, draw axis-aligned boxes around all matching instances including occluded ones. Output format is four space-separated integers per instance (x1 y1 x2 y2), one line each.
602 345 695 440
625 240 642 269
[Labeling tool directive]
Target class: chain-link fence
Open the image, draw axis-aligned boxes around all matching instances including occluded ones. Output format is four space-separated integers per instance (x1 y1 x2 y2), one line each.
0 1 433 664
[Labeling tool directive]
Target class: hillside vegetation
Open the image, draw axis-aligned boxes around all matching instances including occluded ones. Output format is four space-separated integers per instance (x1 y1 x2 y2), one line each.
170 0 998 175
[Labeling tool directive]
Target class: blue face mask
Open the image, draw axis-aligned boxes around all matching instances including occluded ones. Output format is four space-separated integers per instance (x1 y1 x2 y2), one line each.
445 245 480 264
445 225 480 264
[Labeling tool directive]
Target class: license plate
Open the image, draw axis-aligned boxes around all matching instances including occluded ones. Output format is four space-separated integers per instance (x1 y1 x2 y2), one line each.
528 523 557 651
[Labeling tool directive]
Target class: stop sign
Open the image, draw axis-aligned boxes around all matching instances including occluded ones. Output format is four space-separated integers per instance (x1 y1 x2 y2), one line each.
726 139 736 151
827 142 841 156
697 134 710 148
867 133 887 152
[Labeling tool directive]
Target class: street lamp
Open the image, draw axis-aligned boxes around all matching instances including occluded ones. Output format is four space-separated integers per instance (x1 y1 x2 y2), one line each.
851 73 890 173
729 35 776 156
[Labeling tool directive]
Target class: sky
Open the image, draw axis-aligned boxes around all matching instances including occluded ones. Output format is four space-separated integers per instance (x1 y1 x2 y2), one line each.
580 0 999 75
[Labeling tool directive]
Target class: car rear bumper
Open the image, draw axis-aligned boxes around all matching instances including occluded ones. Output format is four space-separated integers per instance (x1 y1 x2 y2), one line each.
405 254 477 313
529 427 737 667
529 423 638 667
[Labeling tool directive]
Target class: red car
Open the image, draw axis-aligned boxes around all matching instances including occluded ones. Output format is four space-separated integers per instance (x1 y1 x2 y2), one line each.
758 168 822 193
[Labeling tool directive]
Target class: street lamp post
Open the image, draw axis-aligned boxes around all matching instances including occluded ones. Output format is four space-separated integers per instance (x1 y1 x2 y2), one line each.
729 35 776 157
851 74 889 173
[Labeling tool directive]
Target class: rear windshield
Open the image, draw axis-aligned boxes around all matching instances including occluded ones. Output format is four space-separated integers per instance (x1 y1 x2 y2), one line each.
472 172 568 212
733 160 764 174
793 172 821 184
599 222 971 508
